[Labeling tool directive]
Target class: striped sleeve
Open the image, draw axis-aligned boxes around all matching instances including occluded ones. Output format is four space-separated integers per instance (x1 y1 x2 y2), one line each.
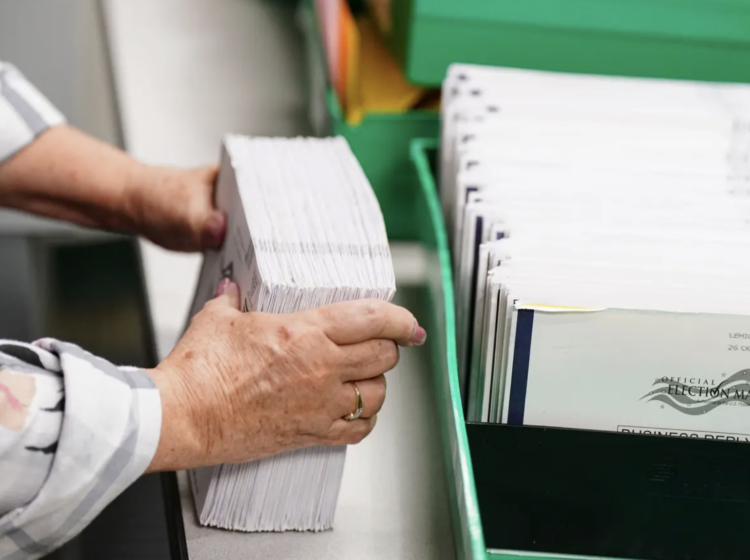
0 340 162 560
0 61 66 164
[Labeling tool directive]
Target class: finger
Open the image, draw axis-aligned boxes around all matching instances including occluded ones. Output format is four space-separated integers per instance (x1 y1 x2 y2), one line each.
325 415 378 446
337 339 399 382
334 377 386 419
313 299 425 347
203 279 241 311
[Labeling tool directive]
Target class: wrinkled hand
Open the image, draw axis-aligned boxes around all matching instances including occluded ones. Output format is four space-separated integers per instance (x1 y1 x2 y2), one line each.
146 280 427 472
126 164 226 252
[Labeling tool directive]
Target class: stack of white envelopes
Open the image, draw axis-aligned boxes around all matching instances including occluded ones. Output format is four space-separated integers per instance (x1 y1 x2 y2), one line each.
187 135 395 532
443 64 750 439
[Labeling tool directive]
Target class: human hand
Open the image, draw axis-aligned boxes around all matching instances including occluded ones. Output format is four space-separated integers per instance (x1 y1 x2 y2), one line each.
0 125 227 248
146 280 427 472
126 164 226 252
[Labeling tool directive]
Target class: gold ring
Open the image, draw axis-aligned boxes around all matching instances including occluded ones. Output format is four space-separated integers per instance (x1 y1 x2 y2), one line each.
344 383 363 421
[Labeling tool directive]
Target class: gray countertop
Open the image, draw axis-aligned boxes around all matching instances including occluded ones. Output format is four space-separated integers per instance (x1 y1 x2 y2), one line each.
102 1 455 558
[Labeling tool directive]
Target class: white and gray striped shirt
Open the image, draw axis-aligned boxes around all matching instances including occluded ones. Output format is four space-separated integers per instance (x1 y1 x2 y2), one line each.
0 62 66 163
0 63 163 559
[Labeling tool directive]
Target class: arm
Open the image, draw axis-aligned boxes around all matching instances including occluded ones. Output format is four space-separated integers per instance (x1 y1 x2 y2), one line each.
0 340 161 559
0 62 225 252
1 123 146 232
0 286 424 558
0 60 427 558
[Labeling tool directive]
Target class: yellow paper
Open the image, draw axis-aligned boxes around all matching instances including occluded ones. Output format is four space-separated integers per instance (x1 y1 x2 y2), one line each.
345 16 424 125
341 2 362 123
336 0 353 110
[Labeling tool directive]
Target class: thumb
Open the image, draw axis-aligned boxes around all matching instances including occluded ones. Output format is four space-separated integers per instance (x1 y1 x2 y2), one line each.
211 278 241 310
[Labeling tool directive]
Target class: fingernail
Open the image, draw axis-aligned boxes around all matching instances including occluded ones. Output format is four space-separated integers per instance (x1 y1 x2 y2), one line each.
214 278 230 297
411 325 427 346
206 212 226 247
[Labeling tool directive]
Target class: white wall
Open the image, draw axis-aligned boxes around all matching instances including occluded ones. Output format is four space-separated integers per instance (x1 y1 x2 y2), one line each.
0 0 119 144
0 0 120 339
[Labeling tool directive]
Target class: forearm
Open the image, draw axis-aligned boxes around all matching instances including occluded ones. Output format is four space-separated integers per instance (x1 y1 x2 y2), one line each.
0 125 145 232
0 60 224 252
0 61 145 233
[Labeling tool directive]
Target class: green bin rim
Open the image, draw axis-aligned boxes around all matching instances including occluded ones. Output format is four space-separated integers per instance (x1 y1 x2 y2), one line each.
409 138 487 560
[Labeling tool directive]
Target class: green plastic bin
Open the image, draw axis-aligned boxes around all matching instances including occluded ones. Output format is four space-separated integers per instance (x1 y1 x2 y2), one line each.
410 137 750 560
411 137 560 560
382 0 750 86
299 0 439 241
411 137 569 560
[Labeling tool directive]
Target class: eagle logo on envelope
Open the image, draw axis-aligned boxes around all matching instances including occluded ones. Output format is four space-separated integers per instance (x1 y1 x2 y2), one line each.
642 369 750 415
